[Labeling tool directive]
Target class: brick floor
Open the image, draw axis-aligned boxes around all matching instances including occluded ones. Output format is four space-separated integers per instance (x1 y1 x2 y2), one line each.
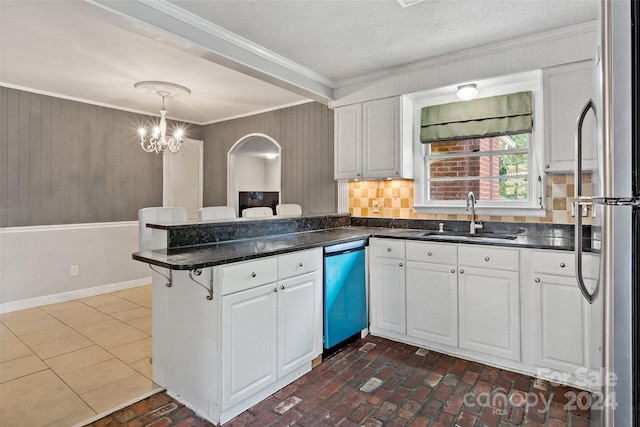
87 336 591 426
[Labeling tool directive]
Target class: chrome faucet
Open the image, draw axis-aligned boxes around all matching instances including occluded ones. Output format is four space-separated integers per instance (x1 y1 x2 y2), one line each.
465 191 483 234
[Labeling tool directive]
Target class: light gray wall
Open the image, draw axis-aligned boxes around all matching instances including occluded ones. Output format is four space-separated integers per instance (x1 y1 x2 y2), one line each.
0 87 199 227
202 102 336 214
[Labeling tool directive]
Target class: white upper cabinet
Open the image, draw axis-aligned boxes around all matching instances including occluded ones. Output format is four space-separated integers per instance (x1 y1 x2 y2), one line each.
334 104 362 179
334 96 413 180
543 60 597 173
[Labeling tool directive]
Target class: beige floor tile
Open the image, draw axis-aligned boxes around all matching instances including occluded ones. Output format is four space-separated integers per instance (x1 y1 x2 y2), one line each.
126 315 152 334
1 310 65 336
0 324 33 363
48 305 112 328
95 299 140 315
45 345 113 375
58 357 137 395
113 286 152 308
45 406 97 427
0 370 94 427
0 354 47 383
40 299 87 313
109 337 152 364
75 319 148 350
129 358 153 380
111 306 151 322
19 322 77 347
80 294 126 308
80 372 160 414
30 333 94 360
0 307 48 323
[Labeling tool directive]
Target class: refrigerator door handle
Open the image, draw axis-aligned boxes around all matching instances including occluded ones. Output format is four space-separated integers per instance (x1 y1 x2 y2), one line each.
574 99 599 304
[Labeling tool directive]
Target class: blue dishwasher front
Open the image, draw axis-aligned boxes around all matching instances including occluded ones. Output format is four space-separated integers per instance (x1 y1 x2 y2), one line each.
323 240 367 350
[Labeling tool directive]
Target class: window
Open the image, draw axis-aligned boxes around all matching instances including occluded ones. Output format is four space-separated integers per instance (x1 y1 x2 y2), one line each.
412 71 545 215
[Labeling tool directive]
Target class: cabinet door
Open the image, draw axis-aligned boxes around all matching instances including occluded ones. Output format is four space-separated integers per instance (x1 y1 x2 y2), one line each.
221 283 278 409
277 272 317 378
458 267 520 361
363 97 400 178
334 104 362 180
370 257 406 334
530 273 595 373
543 60 597 172
406 261 458 347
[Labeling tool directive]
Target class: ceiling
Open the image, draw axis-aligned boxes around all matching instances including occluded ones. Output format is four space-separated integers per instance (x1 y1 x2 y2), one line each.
0 0 598 125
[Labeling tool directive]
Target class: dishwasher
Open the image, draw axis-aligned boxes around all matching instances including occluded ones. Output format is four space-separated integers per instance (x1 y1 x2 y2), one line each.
323 240 367 354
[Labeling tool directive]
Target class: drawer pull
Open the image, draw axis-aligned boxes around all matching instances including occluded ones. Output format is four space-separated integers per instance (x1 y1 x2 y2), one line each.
460 269 465 274
535 278 541 283
387 248 392 252
251 272 257 278
273 287 277 293
280 285 285 290
484 256 490 262
560 263 566 268
299 262 303 267
399 262 404 267
451 269 456 274
427 252 433 256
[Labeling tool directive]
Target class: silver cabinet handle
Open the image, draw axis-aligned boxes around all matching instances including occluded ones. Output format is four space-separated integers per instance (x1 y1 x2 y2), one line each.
251 272 257 278
280 285 285 290
451 269 456 274
387 248 392 252
273 288 277 293
399 263 404 267
427 252 433 256
460 269 464 274
298 262 303 267
484 256 490 262
545 164 550 169
560 263 566 268
535 278 541 283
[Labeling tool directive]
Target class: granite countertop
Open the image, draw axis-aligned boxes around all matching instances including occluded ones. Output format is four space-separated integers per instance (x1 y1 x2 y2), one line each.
133 225 588 270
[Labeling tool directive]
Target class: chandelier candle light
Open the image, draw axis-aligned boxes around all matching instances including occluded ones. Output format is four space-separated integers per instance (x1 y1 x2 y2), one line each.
135 81 191 154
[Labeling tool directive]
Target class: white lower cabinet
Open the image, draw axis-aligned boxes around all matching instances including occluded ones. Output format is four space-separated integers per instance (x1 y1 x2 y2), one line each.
458 266 520 361
222 283 278 408
153 248 322 425
370 239 406 335
405 242 458 347
277 272 318 377
521 249 602 382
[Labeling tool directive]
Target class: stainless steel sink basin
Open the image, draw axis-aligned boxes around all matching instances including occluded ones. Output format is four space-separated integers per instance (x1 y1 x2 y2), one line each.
419 229 523 241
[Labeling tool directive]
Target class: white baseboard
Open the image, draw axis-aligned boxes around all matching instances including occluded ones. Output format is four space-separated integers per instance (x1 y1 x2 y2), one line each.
0 277 152 314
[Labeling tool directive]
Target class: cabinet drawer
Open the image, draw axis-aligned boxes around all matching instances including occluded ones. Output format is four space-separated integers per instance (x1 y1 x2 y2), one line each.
529 250 599 279
406 241 457 265
221 257 278 295
278 248 321 280
375 239 405 259
458 245 519 271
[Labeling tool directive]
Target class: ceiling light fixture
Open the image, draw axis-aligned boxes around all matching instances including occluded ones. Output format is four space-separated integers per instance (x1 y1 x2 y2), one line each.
456 83 479 101
135 81 191 154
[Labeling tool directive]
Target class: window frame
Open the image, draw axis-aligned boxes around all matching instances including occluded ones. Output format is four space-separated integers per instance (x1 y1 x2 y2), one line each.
411 71 546 216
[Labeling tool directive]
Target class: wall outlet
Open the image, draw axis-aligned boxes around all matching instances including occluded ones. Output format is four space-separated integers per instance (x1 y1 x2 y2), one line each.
70 265 78 276
372 199 380 213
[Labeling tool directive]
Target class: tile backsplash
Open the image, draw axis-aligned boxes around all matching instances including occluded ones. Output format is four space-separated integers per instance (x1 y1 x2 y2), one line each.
348 173 592 225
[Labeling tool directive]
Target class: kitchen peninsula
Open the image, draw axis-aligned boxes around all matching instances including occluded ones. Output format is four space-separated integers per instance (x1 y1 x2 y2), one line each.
134 213 600 425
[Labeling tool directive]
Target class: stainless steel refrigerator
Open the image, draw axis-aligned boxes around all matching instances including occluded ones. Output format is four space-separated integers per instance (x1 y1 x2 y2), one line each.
574 1 639 425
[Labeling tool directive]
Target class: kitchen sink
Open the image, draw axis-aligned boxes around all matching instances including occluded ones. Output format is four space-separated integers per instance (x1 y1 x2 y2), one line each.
419 229 524 241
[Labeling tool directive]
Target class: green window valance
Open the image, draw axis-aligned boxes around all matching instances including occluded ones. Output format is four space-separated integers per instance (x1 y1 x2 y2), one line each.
420 91 533 143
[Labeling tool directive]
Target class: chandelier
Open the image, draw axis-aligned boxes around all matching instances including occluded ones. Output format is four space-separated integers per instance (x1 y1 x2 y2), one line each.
135 81 191 154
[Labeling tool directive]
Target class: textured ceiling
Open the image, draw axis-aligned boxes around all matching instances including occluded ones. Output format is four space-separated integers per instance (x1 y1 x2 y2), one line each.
0 0 598 124
169 0 598 82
